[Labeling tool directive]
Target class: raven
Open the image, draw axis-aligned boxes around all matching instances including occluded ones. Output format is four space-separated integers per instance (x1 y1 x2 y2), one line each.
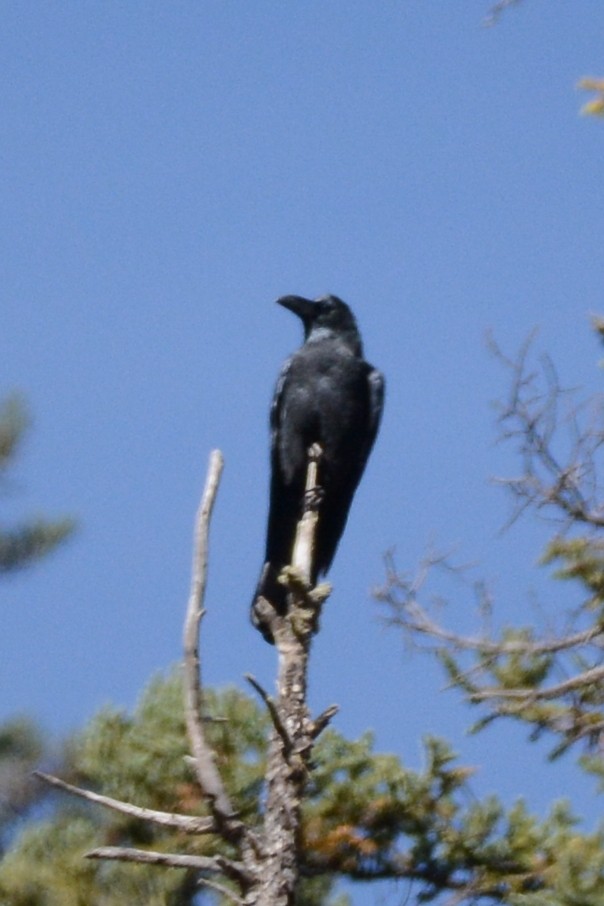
252 294 385 643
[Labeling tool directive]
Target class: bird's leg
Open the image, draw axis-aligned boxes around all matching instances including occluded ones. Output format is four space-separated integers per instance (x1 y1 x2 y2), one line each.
303 443 324 513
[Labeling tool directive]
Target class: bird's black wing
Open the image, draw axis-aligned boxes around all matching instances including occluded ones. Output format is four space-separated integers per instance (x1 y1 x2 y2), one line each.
359 365 385 467
253 355 307 617
313 363 385 577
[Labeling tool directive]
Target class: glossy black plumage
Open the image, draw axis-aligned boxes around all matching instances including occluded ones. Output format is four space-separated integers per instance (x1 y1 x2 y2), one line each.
252 294 384 643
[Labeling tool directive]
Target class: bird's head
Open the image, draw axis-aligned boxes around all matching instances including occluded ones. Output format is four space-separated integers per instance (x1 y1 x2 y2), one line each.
277 294 362 353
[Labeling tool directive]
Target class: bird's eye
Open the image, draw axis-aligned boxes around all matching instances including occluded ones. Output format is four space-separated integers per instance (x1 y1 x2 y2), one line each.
317 299 334 316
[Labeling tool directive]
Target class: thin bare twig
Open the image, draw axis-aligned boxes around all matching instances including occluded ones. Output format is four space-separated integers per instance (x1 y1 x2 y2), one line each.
183 450 237 823
379 327 604 755
388 595 604 657
33 771 216 835
310 705 340 739
471 664 604 703
194 876 244 905
85 846 218 870
490 335 604 530
245 673 293 754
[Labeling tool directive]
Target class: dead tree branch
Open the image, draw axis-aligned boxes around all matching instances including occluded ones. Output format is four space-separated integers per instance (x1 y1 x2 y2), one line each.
256 443 334 906
470 664 604 703
245 673 293 755
37 446 337 904
84 846 247 883
489 333 604 529
36 452 256 897
33 770 216 834
182 450 241 830
380 334 604 755
309 704 340 739
381 559 604 656
85 849 246 903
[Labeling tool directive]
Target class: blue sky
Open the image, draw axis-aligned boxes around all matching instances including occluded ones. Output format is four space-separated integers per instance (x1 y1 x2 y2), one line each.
2 0 604 896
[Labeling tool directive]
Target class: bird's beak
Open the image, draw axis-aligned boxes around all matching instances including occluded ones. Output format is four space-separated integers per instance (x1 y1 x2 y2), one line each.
276 295 315 321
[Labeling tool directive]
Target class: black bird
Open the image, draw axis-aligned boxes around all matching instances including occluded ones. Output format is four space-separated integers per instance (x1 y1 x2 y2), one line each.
252 294 385 643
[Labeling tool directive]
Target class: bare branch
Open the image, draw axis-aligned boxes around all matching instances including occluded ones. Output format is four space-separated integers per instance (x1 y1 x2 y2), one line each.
379 547 604 658
490 335 604 530
194 876 245 905
258 447 329 905
292 443 322 581
245 673 293 755
84 845 246 883
183 450 238 824
386 591 603 657
33 771 216 835
309 704 340 739
379 333 604 754
471 664 604 703
85 846 219 870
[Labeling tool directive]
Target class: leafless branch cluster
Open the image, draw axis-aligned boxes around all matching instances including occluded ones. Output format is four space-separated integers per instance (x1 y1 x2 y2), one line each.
379 336 604 757
36 448 337 906
379 551 604 755
490 333 604 530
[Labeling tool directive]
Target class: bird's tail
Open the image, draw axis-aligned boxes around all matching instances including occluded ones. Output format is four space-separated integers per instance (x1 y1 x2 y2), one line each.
251 562 288 644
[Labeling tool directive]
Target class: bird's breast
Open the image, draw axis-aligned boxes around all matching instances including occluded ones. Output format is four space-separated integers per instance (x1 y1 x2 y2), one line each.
277 348 370 483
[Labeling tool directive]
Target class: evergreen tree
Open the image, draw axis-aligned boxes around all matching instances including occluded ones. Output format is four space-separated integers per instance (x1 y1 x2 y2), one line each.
0 395 74 573
1 670 604 905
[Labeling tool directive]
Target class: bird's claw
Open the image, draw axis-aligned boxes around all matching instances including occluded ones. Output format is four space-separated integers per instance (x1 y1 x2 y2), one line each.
278 565 312 594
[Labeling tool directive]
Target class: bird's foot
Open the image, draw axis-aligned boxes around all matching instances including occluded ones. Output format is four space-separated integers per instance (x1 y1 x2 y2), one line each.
309 582 331 605
292 582 331 638
278 565 312 595
251 594 286 645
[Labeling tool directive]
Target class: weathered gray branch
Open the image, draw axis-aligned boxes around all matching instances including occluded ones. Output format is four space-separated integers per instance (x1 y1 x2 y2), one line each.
257 444 332 906
85 845 221 870
37 447 336 904
310 704 340 739
489 333 604 529
381 336 604 754
470 664 604 703
33 770 216 834
183 449 238 824
389 594 603 657
245 673 293 754
84 845 246 882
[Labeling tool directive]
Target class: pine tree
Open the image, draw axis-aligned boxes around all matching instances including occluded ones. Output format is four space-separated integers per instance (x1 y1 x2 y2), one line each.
0 395 74 573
